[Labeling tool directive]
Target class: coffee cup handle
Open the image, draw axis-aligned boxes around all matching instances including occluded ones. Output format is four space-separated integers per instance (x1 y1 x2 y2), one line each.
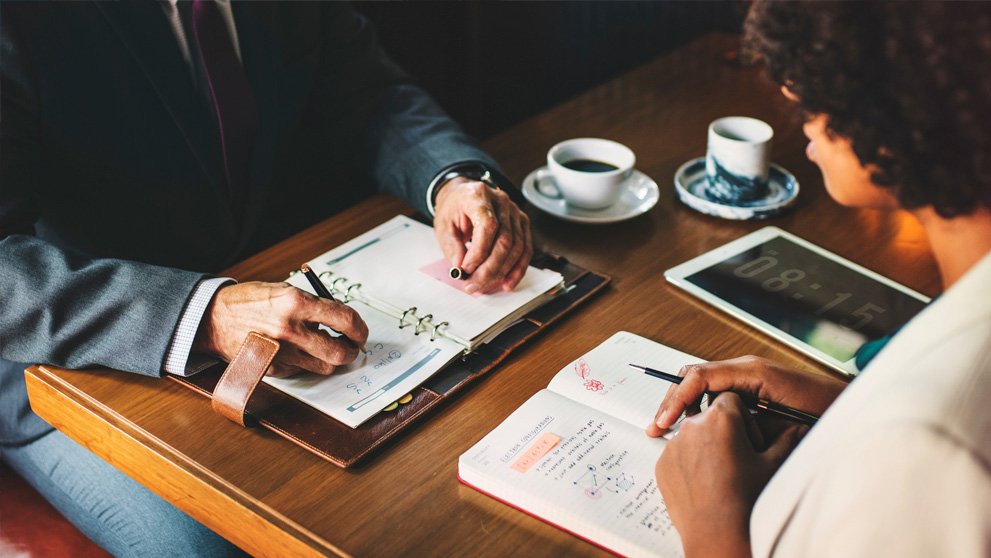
534 169 563 199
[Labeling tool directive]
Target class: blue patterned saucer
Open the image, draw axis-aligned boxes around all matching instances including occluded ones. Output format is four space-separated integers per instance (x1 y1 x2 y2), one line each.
674 157 799 220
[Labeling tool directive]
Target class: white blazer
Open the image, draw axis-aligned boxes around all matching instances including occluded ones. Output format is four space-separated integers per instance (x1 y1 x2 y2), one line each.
751 251 991 557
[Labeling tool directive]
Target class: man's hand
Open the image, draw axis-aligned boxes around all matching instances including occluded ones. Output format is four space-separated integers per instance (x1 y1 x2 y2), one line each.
656 392 806 558
192 282 369 378
433 177 532 295
646 356 846 438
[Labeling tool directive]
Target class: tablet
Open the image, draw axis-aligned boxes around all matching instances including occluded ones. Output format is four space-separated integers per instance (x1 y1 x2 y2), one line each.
665 227 930 376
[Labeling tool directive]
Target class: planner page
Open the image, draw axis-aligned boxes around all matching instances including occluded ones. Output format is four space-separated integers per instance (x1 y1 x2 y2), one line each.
458 389 683 558
263 274 463 428
547 332 704 431
305 215 563 345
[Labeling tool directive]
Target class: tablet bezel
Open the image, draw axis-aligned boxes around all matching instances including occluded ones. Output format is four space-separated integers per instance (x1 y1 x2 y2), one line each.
664 226 931 376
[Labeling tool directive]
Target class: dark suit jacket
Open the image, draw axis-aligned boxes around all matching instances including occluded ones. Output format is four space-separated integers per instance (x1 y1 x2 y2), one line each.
0 1 499 444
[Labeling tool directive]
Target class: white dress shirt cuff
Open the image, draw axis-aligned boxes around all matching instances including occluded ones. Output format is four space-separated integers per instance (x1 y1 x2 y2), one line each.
163 277 235 376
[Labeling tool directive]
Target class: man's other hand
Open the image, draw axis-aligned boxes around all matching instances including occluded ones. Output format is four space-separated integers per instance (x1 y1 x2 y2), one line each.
433 177 532 294
192 282 369 378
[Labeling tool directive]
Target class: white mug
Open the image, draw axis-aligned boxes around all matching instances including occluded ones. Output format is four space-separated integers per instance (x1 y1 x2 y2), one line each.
537 138 636 210
705 117 774 203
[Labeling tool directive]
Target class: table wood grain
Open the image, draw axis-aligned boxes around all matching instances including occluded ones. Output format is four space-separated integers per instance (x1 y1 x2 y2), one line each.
25 34 940 557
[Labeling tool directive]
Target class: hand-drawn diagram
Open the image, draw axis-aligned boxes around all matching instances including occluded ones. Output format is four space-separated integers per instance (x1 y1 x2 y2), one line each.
573 466 635 499
574 465 606 499
610 472 635 492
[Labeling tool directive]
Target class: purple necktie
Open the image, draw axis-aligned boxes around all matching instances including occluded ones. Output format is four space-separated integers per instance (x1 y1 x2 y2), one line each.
187 0 257 206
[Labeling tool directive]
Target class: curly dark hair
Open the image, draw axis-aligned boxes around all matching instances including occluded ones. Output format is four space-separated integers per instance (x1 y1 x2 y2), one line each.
744 1 991 217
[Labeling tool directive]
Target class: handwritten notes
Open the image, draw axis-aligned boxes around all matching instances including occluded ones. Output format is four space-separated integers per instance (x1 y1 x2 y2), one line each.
512 432 561 473
459 389 683 558
460 333 707 556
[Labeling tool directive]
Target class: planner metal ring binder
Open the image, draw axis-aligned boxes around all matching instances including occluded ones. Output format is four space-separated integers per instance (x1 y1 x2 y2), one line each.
319 270 472 352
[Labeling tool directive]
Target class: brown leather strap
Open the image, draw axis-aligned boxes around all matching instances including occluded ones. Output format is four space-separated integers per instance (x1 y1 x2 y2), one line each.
212 332 280 426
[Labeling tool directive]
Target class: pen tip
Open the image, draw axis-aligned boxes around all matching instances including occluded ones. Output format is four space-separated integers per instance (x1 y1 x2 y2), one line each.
300 263 311 273
627 364 645 370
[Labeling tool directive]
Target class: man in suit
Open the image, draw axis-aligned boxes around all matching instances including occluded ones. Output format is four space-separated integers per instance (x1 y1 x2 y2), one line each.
0 2 531 555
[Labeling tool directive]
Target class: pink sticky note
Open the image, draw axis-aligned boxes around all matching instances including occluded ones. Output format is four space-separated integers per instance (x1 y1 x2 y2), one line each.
419 258 478 295
511 432 561 473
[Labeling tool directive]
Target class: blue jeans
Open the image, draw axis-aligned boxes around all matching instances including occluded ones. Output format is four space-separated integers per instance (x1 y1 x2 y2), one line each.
1 429 246 557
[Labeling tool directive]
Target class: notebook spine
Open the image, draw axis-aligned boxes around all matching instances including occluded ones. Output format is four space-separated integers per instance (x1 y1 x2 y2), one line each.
316 271 472 353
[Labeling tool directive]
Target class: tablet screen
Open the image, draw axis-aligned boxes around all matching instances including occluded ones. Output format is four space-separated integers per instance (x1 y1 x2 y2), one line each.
684 235 928 362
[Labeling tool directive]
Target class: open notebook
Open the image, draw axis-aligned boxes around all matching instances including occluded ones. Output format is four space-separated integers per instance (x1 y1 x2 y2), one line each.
459 332 706 558
168 209 610 467
264 215 564 427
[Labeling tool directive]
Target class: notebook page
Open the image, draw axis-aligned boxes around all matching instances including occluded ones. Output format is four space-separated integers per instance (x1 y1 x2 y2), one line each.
547 332 704 430
307 215 563 343
459 389 683 558
262 273 463 428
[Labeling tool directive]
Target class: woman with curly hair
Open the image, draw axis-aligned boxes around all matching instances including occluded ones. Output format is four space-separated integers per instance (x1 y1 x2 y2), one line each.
646 3 991 556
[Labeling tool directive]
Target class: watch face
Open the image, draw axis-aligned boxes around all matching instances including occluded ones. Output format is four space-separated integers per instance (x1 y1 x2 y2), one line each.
684 236 927 362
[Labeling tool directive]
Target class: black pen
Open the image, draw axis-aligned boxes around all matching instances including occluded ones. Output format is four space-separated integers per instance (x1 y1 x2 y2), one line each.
628 364 819 426
300 263 336 300
300 264 364 351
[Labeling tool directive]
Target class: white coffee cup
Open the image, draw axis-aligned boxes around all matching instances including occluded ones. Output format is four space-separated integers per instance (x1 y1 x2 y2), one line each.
704 116 774 203
538 138 636 210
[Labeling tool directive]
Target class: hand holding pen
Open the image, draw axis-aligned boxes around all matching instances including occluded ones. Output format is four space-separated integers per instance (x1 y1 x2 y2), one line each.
433 175 533 295
630 364 820 426
300 264 366 353
641 356 848 439
190 279 368 378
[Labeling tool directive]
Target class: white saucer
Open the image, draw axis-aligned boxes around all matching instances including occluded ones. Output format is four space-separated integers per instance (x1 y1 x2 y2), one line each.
674 157 799 220
521 167 660 224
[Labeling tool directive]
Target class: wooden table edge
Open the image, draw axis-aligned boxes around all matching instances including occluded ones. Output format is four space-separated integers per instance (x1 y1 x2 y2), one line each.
24 364 348 558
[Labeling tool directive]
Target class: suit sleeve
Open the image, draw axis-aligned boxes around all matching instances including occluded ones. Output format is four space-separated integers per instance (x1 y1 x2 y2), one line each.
313 3 503 216
0 6 208 377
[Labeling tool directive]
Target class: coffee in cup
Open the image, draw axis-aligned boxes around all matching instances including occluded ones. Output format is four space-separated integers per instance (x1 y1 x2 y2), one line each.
539 138 636 210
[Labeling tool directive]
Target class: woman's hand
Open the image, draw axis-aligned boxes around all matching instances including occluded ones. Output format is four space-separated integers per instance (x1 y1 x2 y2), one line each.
657 392 807 558
193 282 369 378
646 356 846 438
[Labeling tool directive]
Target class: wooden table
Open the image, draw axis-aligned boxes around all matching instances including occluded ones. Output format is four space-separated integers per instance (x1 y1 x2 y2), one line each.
25 34 940 557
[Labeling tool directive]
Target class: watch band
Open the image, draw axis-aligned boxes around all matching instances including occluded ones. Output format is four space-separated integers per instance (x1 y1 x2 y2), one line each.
425 162 515 216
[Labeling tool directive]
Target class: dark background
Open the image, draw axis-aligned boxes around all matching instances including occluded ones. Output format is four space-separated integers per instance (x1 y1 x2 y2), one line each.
354 1 745 141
